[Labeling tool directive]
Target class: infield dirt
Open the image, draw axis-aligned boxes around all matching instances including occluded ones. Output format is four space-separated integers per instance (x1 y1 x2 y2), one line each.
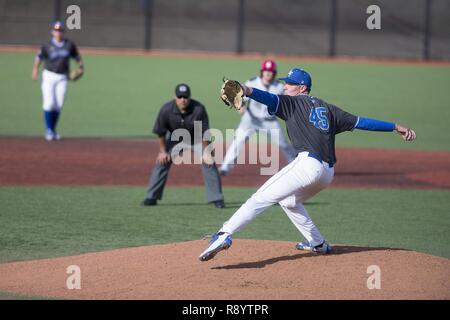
1 137 450 189
0 239 449 299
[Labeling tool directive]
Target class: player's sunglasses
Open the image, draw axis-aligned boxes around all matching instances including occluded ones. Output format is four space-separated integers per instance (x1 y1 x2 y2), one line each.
176 96 189 99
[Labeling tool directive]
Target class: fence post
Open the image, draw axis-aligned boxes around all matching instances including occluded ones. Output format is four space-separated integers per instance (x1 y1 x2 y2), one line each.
144 0 153 50
329 0 338 57
236 0 245 54
53 0 61 21
423 0 432 60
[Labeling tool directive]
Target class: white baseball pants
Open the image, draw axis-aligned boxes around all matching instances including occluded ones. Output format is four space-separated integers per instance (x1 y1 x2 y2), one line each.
220 112 296 172
220 151 334 247
41 69 68 111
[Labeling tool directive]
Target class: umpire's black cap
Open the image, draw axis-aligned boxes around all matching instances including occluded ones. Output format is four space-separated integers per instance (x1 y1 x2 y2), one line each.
175 84 191 98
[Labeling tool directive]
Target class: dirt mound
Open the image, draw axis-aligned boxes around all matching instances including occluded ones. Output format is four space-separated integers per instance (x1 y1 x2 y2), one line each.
0 240 448 300
1 137 450 189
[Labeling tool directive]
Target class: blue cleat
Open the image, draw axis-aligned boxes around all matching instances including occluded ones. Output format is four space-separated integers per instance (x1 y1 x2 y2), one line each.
198 232 232 261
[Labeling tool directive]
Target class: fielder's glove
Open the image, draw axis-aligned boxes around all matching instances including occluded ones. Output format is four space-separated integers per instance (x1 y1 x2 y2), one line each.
220 78 244 110
69 67 84 81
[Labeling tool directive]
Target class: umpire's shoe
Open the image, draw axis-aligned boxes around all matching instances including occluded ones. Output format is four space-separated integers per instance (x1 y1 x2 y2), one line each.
213 200 225 209
141 198 157 206
199 232 232 261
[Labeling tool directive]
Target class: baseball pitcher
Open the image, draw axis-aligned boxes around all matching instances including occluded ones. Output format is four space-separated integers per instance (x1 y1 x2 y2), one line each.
199 68 416 261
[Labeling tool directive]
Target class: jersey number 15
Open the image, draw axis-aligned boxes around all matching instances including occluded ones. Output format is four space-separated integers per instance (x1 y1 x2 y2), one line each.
309 107 329 131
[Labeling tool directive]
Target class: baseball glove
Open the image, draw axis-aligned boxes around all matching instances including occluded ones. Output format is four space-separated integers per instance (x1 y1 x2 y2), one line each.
69 67 84 81
220 78 244 110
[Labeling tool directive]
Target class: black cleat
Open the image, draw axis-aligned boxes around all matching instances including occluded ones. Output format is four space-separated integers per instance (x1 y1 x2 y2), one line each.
218 169 228 176
141 198 157 206
213 200 225 209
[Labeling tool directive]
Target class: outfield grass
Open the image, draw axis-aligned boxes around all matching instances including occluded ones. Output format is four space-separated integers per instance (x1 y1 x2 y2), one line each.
0 186 449 262
0 52 449 150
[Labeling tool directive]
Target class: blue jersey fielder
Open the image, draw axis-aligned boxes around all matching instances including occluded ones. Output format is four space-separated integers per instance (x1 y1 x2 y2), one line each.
32 21 84 141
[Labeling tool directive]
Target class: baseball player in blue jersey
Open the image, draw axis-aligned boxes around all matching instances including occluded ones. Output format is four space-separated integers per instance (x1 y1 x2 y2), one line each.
199 68 416 261
32 21 84 141
219 60 296 176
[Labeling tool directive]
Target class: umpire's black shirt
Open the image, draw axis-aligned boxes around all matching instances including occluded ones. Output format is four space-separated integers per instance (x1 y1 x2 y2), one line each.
153 99 210 146
275 94 358 165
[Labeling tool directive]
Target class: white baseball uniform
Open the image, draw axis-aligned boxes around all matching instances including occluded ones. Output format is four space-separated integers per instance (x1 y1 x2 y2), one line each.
41 69 67 111
220 151 334 246
36 37 81 140
220 77 296 173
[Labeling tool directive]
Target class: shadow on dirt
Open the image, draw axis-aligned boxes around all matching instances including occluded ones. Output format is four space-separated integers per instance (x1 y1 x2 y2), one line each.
212 245 408 270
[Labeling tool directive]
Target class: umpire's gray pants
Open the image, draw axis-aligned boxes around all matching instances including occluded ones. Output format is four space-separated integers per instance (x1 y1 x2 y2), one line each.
145 143 224 203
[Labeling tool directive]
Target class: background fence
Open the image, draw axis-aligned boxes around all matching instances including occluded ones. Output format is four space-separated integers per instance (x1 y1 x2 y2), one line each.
0 0 449 60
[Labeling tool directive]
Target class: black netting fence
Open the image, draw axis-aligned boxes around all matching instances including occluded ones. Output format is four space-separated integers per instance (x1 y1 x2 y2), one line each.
0 0 448 60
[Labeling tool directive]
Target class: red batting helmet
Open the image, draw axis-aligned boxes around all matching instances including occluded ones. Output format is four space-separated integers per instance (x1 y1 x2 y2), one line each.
261 59 277 73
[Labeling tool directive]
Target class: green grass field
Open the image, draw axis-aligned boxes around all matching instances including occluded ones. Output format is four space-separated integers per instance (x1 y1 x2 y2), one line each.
0 51 449 276
0 52 449 150
0 186 449 262
0 292 52 300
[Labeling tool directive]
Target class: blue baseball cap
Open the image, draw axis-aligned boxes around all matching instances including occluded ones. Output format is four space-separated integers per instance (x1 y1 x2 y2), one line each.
52 21 65 31
279 68 312 89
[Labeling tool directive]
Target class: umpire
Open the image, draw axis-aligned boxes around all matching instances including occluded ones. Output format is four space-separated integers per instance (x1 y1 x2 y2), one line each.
141 84 225 208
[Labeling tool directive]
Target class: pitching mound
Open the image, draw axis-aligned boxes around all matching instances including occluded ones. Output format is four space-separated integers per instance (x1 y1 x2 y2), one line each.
0 240 449 300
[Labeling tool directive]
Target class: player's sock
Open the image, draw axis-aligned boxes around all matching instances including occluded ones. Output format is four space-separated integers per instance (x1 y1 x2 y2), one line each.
50 111 60 131
43 111 53 131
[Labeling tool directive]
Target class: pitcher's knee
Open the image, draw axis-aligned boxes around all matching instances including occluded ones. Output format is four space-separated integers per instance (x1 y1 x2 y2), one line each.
279 196 297 209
